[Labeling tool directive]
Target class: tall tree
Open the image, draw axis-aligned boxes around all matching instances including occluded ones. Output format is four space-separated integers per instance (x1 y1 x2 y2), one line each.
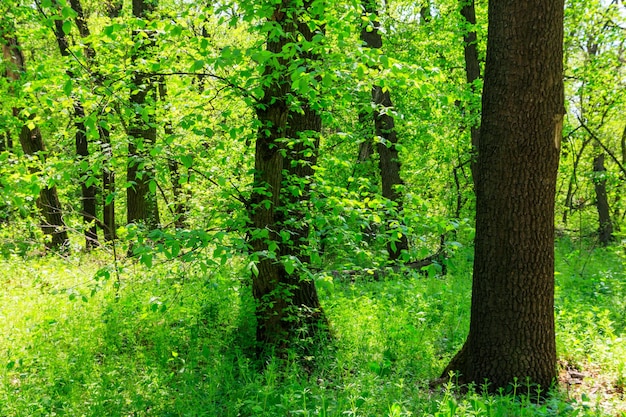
249 0 326 353
68 0 117 241
1 32 70 249
442 0 564 390
51 2 99 249
127 0 160 229
360 0 409 261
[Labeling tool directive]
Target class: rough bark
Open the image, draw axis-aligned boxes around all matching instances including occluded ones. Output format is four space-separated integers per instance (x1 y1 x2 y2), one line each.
442 0 564 390
361 0 409 261
127 0 160 229
52 10 99 249
249 0 326 354
2 33 70 249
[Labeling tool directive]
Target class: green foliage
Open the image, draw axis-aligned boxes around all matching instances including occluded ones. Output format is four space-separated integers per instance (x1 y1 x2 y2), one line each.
0 240 625 416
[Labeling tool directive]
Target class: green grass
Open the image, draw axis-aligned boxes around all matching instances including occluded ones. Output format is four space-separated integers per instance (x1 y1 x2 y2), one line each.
0 239 625 416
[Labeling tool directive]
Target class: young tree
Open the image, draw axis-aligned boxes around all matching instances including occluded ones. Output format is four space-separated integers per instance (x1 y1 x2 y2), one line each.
442 0 564 390
127 0 160 229
51 3 99 249
360 0 409 261
249 0 326 353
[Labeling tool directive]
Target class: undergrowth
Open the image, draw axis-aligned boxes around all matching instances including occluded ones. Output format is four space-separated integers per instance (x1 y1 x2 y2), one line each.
0 238 624 416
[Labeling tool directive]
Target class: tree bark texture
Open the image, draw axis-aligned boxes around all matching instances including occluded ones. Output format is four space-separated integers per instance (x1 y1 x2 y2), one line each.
361 0 409 261
127 0 160 229
249 0 326 353
443 0 564 390
52 11 99 249
2 33 69 249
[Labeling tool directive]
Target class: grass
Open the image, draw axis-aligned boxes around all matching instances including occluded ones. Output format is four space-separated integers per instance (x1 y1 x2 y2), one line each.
0 238 624 416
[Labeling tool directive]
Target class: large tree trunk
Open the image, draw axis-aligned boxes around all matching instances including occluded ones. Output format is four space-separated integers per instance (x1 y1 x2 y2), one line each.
2 33 70 249
442 0 564 390
249 0 326 354
127 0 160 229
52 10 99 249
361 0 409 261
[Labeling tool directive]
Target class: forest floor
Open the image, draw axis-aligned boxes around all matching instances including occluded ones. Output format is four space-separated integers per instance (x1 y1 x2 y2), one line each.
0 237 625 416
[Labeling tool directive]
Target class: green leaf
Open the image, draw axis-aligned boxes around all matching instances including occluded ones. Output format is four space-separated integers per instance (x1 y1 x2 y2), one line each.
190 60 205 72
63 79 72 96
62 21 72 35
141 253 153 268
148 180 157 194
284 259 295 275
61 6 77 19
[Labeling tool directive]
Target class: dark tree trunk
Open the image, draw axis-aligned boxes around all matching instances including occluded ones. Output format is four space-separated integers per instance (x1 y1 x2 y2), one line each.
459 0 481 180
100 127 116 241
442 0 564 390
249 0 326 353
52 11 99 249
361 0 409 261
69 0 116 241
127 0 160 229
2 33 70 249
158 78 187 229
593 152 613 245
19 124 70 249
420 0 432 23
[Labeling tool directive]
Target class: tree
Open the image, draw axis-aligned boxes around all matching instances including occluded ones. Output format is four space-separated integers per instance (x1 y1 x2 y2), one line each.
127 0 160 229
249 0 327 353
458 0 481 179
442 0 564 390
360 0 409 261
51 1 99 249
1 29 70 250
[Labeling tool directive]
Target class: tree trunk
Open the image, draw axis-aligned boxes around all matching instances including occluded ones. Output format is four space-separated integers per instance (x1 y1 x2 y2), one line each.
127 0 160 229
158 77 187 229
249 0 326 354
52 10 99 249
593 151 613 245
361 0 409 261
2 33 70 249
68 0 117 241
442 0 564 390
459 0 481 180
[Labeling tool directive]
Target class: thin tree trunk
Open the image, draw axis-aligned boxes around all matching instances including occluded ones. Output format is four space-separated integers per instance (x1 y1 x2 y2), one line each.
52 8 99 249
593 151 613 245
459 0 481 181
443 0 563 390
158 78 187 228
2 32 69 249
361 0 409 261
249 0 326 354
127 0 160 229
69 0 117 241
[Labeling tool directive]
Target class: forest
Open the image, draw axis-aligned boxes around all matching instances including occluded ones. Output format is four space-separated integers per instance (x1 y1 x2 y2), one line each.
1 0 626 415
